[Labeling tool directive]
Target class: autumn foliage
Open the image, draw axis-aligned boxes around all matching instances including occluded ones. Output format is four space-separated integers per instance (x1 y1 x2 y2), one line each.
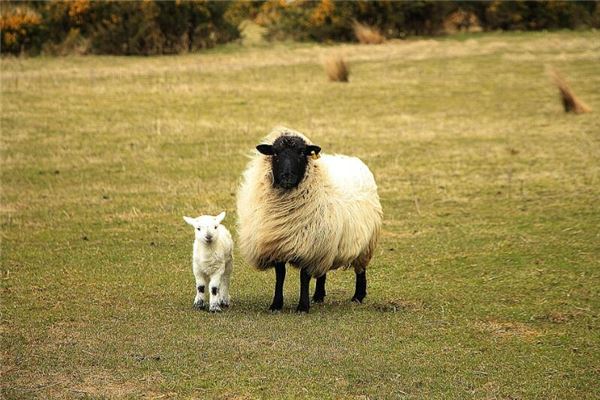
254 0 599 43
1 0 239 55
1 1 599 55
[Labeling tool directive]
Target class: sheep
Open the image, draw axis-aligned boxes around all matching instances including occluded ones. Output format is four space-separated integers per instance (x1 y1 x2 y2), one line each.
183 212 233 312
237 127 382 313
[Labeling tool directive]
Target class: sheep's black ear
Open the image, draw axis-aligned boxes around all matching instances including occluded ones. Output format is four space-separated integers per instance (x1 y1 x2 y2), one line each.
305 145 321 156
256 144 274 155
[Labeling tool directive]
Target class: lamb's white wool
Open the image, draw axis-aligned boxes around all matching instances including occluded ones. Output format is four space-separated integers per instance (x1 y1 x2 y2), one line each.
183 212 233 312
237 127 382 278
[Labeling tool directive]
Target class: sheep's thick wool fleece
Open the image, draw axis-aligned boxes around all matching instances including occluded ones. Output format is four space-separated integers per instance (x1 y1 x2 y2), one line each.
237 127 382 277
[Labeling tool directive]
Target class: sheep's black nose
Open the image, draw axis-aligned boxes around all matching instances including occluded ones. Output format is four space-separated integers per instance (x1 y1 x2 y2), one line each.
279 173 297 189
280 180 296 189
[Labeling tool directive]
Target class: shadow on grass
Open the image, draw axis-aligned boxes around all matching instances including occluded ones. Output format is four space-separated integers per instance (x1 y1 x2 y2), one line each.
184 292 430 317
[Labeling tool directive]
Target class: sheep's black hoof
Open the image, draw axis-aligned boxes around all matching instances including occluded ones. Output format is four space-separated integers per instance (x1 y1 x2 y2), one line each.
219 301 230 308
351 297 363 304
312 294 325 303
269 304 282 314
296 304 310 313
269 300 283 313
209 305 222 313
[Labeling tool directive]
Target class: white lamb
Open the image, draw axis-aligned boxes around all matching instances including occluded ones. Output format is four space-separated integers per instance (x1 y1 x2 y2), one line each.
183 212 233 312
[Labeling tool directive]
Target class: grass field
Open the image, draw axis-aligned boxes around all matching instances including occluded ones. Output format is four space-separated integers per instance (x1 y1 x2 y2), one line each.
1 31 599 399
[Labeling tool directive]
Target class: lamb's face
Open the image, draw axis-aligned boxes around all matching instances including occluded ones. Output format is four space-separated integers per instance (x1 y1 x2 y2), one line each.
256 135 321 190
183 212 226 245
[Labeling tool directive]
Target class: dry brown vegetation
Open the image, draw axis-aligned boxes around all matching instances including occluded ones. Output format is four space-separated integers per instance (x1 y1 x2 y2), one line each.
352 20 385 45
549 67 592 114
323 55 349 82
443 10 482 34
475 320 541 341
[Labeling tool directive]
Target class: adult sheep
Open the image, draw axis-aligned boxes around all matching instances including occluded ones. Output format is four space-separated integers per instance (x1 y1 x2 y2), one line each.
237 127 382 313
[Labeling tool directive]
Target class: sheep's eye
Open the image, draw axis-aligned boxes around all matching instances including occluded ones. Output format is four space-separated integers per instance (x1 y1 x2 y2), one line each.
196 227 201 231
214 226 218 229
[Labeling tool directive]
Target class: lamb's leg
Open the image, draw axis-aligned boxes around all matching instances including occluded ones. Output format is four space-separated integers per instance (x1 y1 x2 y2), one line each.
208 274 223 312
313 274 326 303
219 267 231 308
296 268 311 313
269 262 286 312
193 272 207 309
351 271 367 303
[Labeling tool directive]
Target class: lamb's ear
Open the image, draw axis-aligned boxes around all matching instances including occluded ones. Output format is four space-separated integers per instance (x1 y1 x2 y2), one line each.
305 145 321 157
215 211 226 224
183 216 196 226
256 144 274 155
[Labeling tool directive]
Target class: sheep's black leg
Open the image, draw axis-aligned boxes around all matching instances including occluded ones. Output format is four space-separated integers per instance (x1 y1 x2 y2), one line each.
351 271 367 303
313 274 326 303
297 268 311 313
269 262 286 312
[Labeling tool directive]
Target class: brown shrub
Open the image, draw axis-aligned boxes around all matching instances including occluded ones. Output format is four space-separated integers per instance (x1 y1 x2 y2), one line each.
324 55 349 83
549 68 591 114
352 20 385 45
443 10 482 34
42 28 90 56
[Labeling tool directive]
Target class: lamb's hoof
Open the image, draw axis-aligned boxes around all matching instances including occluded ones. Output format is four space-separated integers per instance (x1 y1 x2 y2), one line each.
193 300 205 309
351 297 364 304
219 301 230 308
209 305 222 313
269 308 281 314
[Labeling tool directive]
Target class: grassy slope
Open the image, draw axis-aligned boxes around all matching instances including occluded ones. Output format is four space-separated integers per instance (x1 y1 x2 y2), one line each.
1 31 599 399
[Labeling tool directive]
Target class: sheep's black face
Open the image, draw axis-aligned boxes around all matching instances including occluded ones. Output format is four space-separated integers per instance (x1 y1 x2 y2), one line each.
257 136 321 190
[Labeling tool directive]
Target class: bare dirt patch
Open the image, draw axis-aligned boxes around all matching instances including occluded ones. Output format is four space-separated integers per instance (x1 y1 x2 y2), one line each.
476 320 541 340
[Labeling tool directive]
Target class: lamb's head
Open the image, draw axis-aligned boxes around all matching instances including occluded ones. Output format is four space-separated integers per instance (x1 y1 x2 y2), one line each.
256 135 321 190
183 212 226 245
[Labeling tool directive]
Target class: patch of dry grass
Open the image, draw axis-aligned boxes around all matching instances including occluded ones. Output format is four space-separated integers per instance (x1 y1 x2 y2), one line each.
475 320 541 341
323 55 349 82
352 20 385 45
549 67 592 114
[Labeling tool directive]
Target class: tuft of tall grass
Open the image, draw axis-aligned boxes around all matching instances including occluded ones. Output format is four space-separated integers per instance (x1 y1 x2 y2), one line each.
352 20 385 45
323 55 349 82
549 68 591 114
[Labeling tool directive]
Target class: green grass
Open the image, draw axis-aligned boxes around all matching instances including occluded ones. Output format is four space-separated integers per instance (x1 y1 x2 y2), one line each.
1 31 599 399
